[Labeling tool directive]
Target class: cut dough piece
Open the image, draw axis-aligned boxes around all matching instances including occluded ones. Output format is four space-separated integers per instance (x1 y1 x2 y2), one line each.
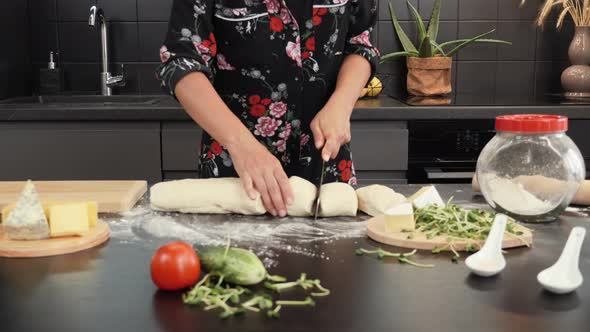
356 185 406 217
319 182 358 217
150 178 266 215
287 176 317 217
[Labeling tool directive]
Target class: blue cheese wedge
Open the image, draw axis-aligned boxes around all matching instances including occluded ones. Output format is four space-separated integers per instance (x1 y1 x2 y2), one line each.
3 180 50 240
384 203 415 233
407 186 444 209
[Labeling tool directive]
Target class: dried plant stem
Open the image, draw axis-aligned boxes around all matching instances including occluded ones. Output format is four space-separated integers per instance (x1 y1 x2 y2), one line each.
529 0 590 28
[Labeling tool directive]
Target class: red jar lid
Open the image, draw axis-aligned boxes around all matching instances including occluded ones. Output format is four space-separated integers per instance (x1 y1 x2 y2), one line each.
495 114 568 133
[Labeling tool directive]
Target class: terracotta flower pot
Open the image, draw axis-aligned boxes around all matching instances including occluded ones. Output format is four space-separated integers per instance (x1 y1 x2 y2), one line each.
406 56 452 96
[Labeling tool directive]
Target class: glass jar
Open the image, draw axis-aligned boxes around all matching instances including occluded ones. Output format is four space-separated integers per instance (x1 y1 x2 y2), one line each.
476 115 585 223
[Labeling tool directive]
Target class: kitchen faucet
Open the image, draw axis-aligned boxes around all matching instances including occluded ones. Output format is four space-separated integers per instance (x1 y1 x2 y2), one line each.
89 5 125 96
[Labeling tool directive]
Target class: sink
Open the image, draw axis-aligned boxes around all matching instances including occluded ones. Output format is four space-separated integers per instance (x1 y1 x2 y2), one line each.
0 95 166 106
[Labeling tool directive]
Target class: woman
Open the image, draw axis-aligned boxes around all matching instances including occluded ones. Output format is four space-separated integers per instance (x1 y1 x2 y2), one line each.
157 0 379 217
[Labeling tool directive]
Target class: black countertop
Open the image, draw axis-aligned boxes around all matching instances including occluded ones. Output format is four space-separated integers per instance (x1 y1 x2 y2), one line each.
1 184 589 332
1 95 589 121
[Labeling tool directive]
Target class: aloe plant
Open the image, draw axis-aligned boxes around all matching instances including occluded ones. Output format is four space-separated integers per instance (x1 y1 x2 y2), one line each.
381 0 512 62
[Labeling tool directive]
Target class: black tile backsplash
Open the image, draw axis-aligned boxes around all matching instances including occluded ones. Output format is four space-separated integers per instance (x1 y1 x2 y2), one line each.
0 3 30 99
0 0 578 97
30 22 58 62
138 0 173 21
419 0 458 20
459 0 498 20
497 21 536 61
58 22 100 62
457 21 499 61
138 22 168 62
110 23 140 62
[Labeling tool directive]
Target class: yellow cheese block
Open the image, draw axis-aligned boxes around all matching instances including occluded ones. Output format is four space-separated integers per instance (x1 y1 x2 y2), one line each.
49 203 90 237
2 200 98 227
384 203 415 233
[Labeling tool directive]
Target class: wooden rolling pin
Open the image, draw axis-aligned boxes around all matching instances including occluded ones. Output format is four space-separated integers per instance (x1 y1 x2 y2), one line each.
472 175 590 206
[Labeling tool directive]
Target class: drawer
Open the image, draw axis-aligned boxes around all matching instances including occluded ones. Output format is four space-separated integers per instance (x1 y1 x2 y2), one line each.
355 171 407 185
162 122 202 171
351 121 408 171
0 122 162 183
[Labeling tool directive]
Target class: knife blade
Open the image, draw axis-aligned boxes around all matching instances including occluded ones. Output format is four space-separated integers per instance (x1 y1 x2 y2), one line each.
313 160 326 221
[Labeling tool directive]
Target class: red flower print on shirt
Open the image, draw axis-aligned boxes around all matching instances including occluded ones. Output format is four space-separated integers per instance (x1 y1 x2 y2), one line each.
159 45 171 62
312 15 322 26
261 98 272 106
250 104 266 117
254 117 282 137
263 0 280 14
270 16 284 32
216 54 235 70
207 151 213 159
211 141 223 155
347 160 353 167
349 30 373 48
286 37 302 67
273 139 287 153
305 37 316 51
300 134 310 147
302 51 311 59
279 123 292 139
269 101 287 118
249 95 261 105
313 8 328 16
338 160 347 171
280 8 292 24
341 168 352 182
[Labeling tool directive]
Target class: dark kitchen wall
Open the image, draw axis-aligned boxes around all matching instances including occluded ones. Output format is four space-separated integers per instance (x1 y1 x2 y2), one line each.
28 0 568 98
378 0 568 102
1 1 31 99
29 0 171 95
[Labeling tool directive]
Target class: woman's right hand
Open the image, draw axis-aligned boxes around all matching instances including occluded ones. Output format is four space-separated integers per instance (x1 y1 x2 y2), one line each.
227 137 293 217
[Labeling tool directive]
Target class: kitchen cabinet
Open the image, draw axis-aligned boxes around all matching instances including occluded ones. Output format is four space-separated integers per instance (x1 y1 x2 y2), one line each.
161 121 409 183
0 122 162 183
568 120 590 158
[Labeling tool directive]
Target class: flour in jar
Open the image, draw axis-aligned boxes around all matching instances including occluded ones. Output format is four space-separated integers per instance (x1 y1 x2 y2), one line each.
484 175 556 215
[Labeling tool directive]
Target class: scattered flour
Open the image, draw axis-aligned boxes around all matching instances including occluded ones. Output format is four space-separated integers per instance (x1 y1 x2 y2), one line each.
103 201 368 268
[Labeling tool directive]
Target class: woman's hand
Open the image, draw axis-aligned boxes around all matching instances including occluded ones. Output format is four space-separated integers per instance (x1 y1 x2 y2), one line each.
310 101 353 161
226 136 293 217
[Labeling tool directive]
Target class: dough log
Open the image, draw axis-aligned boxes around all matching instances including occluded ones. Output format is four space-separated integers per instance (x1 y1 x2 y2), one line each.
287 176 317 217
356 185 406 217
150 178 266 215
319 182 358 217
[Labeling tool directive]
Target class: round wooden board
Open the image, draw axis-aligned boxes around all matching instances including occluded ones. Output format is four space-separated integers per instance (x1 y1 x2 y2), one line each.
367 215 533 251
0 222 110 258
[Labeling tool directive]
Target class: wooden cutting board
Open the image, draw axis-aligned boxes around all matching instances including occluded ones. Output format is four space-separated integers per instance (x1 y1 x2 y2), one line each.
367 215 533 251
0 222 110 258
0 180 147 213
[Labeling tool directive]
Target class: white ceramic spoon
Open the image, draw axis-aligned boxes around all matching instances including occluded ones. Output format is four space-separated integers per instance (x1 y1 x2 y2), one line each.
465 214 508 277
537 226 586 294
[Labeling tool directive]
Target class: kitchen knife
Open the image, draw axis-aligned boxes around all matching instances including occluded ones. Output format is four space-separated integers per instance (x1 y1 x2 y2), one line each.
313 160 326 221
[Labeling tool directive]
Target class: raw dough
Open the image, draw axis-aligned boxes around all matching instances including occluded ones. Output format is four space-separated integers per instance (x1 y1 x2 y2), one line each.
356 185 406 217
287 176 317 217
319 182 358 217
150 178 266 215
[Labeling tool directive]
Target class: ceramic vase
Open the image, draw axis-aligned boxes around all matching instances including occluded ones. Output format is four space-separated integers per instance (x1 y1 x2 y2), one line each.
562 26 590 98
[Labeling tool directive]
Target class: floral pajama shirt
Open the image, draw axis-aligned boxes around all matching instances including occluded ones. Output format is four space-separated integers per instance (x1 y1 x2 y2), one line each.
157 0 379 185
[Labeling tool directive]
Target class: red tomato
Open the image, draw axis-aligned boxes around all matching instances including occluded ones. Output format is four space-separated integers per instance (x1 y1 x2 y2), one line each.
150 241 201 291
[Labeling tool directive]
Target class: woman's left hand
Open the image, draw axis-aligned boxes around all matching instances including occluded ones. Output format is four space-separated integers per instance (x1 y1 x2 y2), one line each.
310 101 353 162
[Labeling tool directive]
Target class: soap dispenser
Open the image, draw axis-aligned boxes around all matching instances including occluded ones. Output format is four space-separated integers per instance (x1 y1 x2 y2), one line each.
39 51 62 94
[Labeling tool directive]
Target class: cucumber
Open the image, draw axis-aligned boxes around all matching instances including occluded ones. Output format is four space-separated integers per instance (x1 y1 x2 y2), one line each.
199 247 267 286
